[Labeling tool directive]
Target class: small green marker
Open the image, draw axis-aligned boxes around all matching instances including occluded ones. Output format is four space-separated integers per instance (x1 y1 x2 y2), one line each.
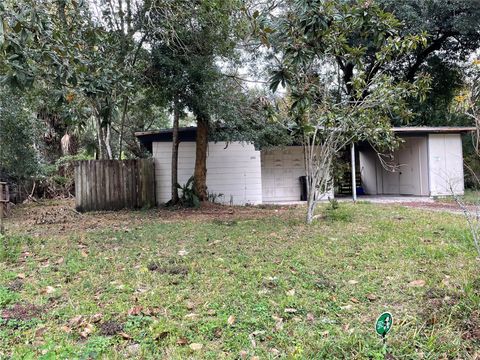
375 312 393 345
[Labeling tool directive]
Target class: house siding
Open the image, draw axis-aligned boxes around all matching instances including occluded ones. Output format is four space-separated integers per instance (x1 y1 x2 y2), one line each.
428 134 464 196
152 141 263 205
261 146 333 203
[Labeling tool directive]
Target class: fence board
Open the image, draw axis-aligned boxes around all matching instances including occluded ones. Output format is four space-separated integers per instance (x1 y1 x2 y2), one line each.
74 159 155 212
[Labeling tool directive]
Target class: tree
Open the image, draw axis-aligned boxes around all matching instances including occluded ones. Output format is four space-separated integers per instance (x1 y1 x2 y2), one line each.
0 0 162 160
263 0 430 223
455 59 480 153
147 0 249 201
0 88 39 181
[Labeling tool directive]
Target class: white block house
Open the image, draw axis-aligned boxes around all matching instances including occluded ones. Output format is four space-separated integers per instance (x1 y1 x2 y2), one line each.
136 126 474 205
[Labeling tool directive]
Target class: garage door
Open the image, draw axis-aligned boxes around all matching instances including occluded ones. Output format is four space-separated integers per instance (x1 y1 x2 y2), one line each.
261 147 305 202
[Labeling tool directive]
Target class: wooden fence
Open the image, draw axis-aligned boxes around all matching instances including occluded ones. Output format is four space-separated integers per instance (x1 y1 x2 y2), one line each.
74 159 155 212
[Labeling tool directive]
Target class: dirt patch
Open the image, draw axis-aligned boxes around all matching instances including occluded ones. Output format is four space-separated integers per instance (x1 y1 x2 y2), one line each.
1 303 43 321
315 276 336 291
421 288 459 326
99 320 124 336
6 279 24 292
462 310 480 341
5 200 298 238
399 201 474 214
147 262 189 276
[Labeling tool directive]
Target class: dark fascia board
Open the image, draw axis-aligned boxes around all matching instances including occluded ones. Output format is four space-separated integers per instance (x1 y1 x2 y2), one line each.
135 127 198 152
135 126 476 152
392 126 476 135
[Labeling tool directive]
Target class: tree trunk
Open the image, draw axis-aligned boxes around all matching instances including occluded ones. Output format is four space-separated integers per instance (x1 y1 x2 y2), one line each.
95 117 104 160
104 124 113 160
171 100 180 204
194 116 208 200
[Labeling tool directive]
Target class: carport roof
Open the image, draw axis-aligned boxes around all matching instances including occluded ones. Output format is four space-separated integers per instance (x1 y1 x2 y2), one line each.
392 126 476 134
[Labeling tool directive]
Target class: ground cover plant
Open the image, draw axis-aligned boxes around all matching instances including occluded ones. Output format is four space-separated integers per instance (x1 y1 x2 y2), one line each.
1 201 480 359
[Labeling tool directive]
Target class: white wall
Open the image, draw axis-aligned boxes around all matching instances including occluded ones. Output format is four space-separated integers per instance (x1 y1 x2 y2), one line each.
359 149 378 195
261 146 333 203
152 141 263 205
428 134 465 196
261 147 305 202
359 136 429 196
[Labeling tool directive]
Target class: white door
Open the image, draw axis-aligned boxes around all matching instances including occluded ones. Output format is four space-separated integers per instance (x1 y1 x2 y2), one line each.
398 138 422 195
381 138 423 195
382 152 400 194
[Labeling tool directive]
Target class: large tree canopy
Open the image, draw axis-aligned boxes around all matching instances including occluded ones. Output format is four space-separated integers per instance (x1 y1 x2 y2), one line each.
260 0 430 223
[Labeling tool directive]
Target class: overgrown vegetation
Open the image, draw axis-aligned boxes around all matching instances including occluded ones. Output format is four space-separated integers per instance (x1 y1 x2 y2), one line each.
1 202 480 358
1 0 479 205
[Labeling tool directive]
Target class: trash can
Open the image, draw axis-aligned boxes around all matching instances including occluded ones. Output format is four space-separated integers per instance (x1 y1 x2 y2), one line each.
299 176 307 201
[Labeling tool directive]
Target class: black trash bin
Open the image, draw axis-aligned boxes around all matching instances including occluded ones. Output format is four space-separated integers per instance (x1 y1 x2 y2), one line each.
299 176 307 201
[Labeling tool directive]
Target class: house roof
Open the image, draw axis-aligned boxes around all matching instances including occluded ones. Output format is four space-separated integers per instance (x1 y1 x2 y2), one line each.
391 126 476 135
135 127 197 152
135 126 476 152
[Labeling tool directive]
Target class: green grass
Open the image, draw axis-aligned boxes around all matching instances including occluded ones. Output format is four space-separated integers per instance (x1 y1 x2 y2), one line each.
1 203 480 359
434 189 480 205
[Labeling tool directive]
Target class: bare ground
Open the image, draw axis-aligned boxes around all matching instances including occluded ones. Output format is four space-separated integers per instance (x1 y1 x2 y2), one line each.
4 200 299 238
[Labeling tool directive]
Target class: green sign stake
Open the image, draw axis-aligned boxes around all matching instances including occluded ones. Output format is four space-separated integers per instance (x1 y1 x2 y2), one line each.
375 312 393 345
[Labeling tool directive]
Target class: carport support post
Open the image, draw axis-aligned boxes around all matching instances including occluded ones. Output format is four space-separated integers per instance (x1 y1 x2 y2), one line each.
0 182 5 234
351 143 357 202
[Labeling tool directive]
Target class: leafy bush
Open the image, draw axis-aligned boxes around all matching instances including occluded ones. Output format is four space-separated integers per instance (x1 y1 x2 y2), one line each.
176 176 200 208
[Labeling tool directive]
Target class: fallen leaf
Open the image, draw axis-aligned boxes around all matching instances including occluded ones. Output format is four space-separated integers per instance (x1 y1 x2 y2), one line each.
176 338 188 346
61 325 72 333
186 301 195 310
35 327 47 338
81 250 88 258
154 331 169 340
348 280 358 285
366 293 377 302
185 313 198 320
189 343 203 351
44 286 55 294
270 348 280 356
79 323 94 338
17 273 26 279
227 315 236 326
286 289 295 296
55 257 64 265
340 305 353 310
69 315 83 328
91 313 103 323
306 313 315 322
239 350 248 359
350 297 360 303
119 332 133 340
128 306 143 316
178 249 188 256
408 279 426 287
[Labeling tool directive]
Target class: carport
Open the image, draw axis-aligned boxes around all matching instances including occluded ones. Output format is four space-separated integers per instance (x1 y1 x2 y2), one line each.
353 127 475 198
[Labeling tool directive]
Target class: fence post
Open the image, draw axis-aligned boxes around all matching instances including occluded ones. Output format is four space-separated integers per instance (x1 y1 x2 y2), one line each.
0 182 7 234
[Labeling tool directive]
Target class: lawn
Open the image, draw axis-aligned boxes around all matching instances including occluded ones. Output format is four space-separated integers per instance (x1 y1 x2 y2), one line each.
1 201 480 359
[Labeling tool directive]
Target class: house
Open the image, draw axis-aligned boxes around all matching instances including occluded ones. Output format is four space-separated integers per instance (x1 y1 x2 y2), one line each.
135 126 475 205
